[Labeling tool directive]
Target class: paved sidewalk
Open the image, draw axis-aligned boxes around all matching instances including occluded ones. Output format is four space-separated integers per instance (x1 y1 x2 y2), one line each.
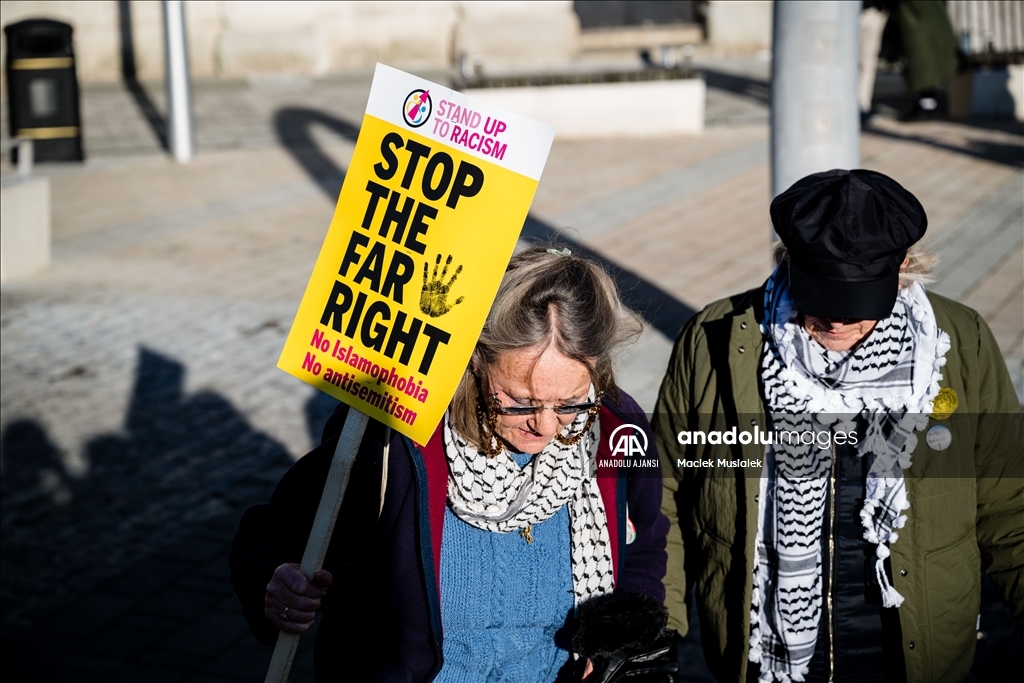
1 68 1021 682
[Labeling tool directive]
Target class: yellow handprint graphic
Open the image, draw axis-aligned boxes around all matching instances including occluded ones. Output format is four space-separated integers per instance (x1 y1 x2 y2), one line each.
420 254 465 318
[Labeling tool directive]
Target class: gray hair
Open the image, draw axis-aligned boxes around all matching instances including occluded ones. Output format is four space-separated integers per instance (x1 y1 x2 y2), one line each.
772 241 939 287
450 245 643 451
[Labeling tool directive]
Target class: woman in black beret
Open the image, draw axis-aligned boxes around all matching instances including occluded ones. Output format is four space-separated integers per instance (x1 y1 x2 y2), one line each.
654 169 1023 683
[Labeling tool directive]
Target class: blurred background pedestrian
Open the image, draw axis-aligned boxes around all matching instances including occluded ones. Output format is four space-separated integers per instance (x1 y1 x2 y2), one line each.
888 0 960 120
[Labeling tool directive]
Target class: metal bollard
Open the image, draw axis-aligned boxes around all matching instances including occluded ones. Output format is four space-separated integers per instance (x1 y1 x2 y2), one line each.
163 0 193 163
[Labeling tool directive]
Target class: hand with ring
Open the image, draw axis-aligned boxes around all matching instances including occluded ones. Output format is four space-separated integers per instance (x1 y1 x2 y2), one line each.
264 562 332 634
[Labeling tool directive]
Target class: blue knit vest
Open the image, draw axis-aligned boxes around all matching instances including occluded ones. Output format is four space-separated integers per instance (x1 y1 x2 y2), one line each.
435 452 574 683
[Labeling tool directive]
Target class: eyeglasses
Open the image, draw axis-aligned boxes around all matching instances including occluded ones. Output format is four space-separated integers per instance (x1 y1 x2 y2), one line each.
490 391 603 417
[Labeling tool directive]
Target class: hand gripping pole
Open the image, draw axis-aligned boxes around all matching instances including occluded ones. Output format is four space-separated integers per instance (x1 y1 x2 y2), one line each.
264 409 370 683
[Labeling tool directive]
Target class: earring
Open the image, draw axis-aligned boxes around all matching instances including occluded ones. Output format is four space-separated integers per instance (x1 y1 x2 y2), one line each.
476 398 504 456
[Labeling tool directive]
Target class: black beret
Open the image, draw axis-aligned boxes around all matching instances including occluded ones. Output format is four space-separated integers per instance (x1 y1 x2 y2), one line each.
770 169 927 320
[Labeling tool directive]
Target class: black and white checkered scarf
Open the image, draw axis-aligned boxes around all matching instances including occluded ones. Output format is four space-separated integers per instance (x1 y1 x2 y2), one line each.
749 265 949 682
443 404 615 606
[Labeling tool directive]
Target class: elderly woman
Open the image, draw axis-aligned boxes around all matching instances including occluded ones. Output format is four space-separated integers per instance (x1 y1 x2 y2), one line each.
231 246 673 682
654 170 1023 683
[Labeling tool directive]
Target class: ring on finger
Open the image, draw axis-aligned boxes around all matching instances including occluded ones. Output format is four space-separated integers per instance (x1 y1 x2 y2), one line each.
279 607 290 622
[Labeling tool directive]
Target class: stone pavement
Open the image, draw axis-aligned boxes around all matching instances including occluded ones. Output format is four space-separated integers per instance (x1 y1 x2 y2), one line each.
1 65 1022 682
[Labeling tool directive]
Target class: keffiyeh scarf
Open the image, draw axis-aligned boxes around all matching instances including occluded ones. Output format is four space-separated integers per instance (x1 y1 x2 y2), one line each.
443 405 615 606
748 265 949 682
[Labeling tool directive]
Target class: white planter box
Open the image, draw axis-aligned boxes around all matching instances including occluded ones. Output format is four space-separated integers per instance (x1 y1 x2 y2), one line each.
465 78 705 139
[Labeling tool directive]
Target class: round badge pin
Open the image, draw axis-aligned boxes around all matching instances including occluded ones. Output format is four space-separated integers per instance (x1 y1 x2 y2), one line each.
926 425 952 451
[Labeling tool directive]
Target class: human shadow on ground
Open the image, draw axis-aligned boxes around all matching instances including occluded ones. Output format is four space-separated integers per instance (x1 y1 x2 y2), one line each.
273 107 359 199
118 0 167 150
521 216 696 339
864 124 1024 169
0 347 294 639
271 107 697 339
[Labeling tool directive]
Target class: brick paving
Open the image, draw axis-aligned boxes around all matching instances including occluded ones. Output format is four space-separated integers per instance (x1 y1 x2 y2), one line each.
1 64 1021 682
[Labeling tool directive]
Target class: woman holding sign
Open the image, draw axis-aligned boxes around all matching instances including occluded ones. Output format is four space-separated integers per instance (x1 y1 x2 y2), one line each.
231 247 674 682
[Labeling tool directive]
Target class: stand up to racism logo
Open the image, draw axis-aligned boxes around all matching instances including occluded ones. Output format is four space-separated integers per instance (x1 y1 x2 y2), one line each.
403 89 432 128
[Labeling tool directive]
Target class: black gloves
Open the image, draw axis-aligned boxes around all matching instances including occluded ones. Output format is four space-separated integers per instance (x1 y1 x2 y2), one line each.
572 591 679 683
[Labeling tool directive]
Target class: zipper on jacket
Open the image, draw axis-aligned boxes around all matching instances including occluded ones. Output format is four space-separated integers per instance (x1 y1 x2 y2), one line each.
827 445 837 683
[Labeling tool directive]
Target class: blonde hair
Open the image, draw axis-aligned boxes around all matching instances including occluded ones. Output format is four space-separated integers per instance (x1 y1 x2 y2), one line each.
449 246 643 451
772 241 938 287
898 244 939 285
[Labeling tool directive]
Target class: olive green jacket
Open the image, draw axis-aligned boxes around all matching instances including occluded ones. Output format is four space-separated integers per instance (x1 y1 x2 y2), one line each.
654 287 1024 683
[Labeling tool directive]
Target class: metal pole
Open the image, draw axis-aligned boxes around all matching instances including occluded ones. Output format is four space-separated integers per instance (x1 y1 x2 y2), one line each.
163 0 193 163
770 1 860 200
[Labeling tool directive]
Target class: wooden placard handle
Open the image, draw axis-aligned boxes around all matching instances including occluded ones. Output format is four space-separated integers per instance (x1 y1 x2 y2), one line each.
264 409 370 683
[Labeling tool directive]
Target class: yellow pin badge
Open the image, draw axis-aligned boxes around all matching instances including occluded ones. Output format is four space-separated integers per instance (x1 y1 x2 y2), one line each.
929 387 958 420
926 387 958 451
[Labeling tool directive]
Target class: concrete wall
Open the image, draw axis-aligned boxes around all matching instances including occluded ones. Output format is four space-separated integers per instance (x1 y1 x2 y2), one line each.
706 0 773 54
0 0 579 85
454 1 579 73
215 1 463 77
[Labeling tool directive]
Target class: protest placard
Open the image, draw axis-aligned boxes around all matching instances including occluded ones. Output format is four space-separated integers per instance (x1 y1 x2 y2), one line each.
278 63 555 444
266 65 554 682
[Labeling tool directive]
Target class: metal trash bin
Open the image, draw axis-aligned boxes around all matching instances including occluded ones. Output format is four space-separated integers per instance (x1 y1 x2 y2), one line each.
4 18 84 162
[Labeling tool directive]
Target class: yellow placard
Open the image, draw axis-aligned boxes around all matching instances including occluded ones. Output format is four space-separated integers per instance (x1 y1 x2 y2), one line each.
278 65 554 444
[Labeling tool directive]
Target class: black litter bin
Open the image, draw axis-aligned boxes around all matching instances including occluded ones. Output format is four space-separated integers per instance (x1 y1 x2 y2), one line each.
5 18 84 162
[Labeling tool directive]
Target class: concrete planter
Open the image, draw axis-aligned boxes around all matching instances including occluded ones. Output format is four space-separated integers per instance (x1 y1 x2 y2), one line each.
1 175 51 283
465 77 705 139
